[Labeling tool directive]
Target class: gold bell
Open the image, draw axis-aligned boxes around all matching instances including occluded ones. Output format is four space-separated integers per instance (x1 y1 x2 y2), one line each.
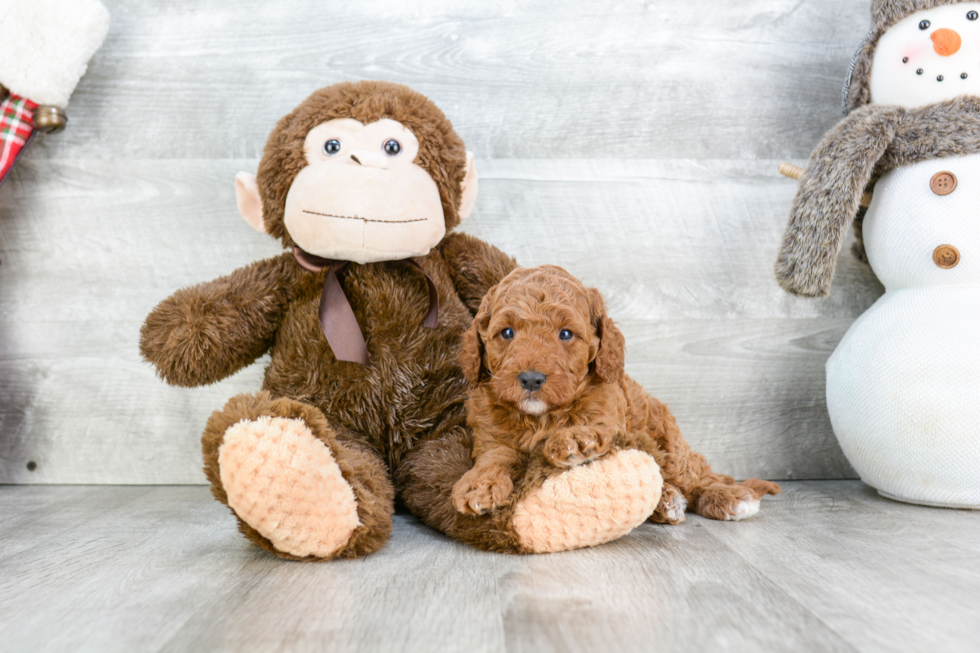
33 105 68 134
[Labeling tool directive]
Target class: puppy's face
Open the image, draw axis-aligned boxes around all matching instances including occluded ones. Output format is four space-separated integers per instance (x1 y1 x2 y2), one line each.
460 266 625 416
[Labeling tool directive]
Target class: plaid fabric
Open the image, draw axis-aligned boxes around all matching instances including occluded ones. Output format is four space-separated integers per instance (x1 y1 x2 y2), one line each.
0 93 38 186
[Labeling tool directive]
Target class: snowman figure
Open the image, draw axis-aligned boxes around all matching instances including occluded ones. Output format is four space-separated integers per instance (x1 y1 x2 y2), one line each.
775 0 980 508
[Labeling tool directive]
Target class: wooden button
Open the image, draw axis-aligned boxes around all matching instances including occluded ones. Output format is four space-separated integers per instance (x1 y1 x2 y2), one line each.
930 171 957 195
933 244 960 269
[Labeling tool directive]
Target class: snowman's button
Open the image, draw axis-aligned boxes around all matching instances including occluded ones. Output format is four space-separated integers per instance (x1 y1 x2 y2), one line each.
933 244 960 269
930 171 958 195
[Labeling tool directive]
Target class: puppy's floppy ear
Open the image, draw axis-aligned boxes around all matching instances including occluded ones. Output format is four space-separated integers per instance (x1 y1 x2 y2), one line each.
588 287 625 384
459 289 494 385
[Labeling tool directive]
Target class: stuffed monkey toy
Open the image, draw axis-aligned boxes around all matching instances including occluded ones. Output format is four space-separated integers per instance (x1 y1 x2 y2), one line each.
775 1 980 508
0 0 109 186
141 82 669 559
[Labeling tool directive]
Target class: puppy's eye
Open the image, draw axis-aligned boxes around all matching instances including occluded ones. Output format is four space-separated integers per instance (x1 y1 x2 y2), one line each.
919 19 931 30
501 328 515 340
559 329 573 341
969 11 979 20
383 139 401 156
324 139 341 155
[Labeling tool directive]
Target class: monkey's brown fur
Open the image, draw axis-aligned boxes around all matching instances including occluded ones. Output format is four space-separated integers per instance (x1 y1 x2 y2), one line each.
141 82 531 558
455 266 781 522
142 82 663 558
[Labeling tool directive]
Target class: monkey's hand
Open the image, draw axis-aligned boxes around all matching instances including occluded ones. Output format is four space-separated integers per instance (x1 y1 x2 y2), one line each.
438 232 518 316
139 254 295 387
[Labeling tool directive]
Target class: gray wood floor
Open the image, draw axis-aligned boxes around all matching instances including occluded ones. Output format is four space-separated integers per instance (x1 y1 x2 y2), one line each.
1 481 977 653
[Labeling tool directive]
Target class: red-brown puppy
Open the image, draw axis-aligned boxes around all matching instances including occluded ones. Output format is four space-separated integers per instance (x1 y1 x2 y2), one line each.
453 265 780 523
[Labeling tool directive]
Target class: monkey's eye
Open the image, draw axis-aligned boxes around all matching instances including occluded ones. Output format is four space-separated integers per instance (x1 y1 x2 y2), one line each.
383 139 401 156
324 139 342 155
969 11 978 20
559 329 573 341
919 19 931 30
500 328 515 340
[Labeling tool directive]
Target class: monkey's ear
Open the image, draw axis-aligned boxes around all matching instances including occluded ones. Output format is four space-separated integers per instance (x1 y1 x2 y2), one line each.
458 151 479 221
235 172 266 233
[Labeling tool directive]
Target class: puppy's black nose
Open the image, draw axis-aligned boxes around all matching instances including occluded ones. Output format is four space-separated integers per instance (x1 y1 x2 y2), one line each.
518 371 547 391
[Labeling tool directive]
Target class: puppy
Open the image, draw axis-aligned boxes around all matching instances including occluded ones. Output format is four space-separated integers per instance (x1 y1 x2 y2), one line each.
452 265 780 523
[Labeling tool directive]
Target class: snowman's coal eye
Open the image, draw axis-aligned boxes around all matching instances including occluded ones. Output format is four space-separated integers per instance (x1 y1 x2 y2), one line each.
968 11 978 21
920 20 931 30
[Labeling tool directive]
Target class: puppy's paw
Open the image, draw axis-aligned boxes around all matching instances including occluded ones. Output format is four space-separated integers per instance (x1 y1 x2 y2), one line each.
651 484 687 525
543 426 612 468
452 467 514 516
727 497 761 521
740 478 782 499
694 483 766 522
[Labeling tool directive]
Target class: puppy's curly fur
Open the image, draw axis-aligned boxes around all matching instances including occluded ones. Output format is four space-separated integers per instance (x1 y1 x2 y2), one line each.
452 265 780 523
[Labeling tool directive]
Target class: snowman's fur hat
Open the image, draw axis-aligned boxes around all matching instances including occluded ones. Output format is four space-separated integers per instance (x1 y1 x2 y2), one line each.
846 0 966 113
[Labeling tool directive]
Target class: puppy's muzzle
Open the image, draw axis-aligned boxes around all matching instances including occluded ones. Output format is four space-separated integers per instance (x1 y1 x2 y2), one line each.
518 370 547 392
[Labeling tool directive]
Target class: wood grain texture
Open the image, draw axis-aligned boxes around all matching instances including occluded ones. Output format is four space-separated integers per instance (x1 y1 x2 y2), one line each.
1 482 977 653
25 0 870 162
0 158 870 483
0 0 884 483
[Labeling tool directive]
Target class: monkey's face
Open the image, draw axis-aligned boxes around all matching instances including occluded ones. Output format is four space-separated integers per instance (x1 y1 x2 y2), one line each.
282 118 447 263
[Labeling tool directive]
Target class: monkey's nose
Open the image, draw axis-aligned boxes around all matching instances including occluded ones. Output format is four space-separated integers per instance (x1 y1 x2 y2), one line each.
348 150 389 169
932 28 962 56
518 371 547 391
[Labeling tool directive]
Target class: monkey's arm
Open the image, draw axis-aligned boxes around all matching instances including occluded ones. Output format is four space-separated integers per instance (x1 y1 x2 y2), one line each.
140 254 297 387
774 104 902 298
438 232 518 315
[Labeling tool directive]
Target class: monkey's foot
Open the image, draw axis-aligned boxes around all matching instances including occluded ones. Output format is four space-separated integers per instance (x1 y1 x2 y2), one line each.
218 416 360 558
512 449 662 553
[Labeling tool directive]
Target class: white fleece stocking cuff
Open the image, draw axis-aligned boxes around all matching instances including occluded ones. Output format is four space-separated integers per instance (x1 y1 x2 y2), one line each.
0 0 110 108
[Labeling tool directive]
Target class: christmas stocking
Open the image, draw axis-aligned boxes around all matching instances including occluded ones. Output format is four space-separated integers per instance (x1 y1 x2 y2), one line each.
0 0 109 186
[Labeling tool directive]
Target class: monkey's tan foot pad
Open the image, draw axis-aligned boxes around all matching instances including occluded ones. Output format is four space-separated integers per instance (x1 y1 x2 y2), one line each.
218 416 360 559
512 449 662 554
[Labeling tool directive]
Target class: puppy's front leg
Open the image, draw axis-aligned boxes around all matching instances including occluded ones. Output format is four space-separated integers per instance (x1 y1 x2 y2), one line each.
543 425 615 468
453 446 520 516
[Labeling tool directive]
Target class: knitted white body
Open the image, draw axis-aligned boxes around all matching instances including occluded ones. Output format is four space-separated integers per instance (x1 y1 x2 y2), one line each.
827 153 980 508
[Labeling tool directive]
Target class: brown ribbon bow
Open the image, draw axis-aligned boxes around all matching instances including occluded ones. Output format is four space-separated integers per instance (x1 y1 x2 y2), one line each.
293 247 439 365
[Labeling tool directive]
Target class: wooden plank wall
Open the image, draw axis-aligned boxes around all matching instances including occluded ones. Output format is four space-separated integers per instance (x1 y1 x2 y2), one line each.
0 0 880 484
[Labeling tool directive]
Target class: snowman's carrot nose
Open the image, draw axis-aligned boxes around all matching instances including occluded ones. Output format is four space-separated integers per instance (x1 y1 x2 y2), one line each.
932 28 962 56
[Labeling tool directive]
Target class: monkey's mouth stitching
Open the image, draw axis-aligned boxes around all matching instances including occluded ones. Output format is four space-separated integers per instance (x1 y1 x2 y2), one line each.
303 210 426 224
